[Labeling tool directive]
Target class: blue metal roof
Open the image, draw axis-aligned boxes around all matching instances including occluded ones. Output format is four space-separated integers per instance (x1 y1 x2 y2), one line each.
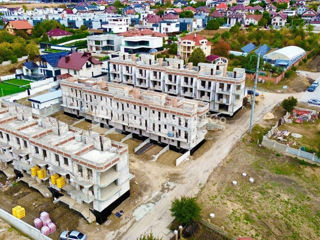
28 90 62 104
41 51 70 67
24 62 38 70
255 44 270 56
241 43 256 53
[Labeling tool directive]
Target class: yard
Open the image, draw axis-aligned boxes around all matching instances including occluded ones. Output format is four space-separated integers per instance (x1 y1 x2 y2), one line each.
0 81 30 97
4 79 32 87
197 124 320 240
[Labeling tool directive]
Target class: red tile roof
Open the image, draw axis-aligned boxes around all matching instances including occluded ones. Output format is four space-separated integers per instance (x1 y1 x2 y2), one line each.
180 33 211 46
246 14 263 21
216 3 228 10
183 6 196 12
7 20 32 30
58 52 101 71
118 29 166 37
145 14 162 23
47 28 72 37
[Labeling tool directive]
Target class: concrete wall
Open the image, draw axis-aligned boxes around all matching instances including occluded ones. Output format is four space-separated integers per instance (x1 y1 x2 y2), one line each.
0 209 52 240
176 151 190 166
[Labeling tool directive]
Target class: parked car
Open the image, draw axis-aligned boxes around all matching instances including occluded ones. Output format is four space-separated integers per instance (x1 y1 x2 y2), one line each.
311 81 319 87
60 231 87 240
308 99 320 105
247 89 259 96
307 86 316 92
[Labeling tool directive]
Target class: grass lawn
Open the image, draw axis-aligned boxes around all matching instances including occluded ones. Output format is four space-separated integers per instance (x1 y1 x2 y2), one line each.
197 124 320 240
0 82 29 97
43 49 63 53
4 79 31 87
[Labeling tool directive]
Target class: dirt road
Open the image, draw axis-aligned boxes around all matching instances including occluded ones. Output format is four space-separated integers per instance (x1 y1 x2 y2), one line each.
116 92 304 240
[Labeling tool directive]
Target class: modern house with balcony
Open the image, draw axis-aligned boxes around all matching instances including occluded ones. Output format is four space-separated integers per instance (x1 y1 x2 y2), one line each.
107 54 246 116
87 34 123 54
0 104 130 224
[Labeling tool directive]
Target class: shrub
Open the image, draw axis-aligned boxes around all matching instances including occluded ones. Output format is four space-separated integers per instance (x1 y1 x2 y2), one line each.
137 233 162 240
170 197 201 226
281 96 297 113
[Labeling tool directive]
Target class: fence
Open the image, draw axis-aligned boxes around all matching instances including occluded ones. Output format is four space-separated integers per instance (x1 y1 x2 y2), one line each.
176 151 190 166
0 208 52 240
200 219 236 240
0 74 16 81
30 78 54 89
262 136 320 165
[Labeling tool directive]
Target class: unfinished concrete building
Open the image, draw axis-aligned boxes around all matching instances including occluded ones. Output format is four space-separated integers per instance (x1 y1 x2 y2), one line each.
107 54 246 116
0 104 130 224
60 77 209 151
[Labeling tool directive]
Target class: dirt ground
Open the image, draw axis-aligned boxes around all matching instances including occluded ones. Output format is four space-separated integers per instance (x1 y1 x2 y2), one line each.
0 62 24 77
198 29 228 39
299 55 320 72
197 118 320 240
0 174 81 240
0 218 30 240
246 74 311 93
50 111 80 125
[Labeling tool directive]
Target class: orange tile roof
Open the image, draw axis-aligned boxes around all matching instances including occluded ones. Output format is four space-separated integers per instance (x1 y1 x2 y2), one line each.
180 33 211 46
8 20 33 30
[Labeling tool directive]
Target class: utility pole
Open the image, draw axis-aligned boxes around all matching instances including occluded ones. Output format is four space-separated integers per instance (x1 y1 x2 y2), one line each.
248 52 261 134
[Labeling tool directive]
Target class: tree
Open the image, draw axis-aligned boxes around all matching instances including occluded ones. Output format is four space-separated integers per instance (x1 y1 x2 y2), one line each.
26 42 39 60
168 43 177 55
281 96 297 113
32 20 63 38
188 48 206 66
80 25 88 31
113 0 124 9
214 40 230 57
156 9 164 16
206 19 220 30
137 233 162 240
41 33 49 42
306 24 314 33
170 197 201 226
179 10 194 18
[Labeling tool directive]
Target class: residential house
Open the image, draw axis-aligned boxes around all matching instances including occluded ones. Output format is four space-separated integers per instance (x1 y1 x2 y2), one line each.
57 52 103 78
178 33 212 59
23 52 71 80
271 13 287 28
28 90 62 116
297 6 308 15
301 9 317 23
244 14 262 26
227 12 245 26
47 28 72 40
5 20 33 35
118 29 165 54
87 34 123 54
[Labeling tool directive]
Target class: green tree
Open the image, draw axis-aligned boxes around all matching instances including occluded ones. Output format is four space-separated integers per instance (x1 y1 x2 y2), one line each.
188 48 206 66
179 10 194 18
156 9 164 16
168 43 177 55
137 233 162 240
80 25 88 31
113 0 124 9
26 42 39 60
22 5 27 12
41 33 49 42
281 96 297 113
206 19 220 30
32 20 63 38
170 197 201 226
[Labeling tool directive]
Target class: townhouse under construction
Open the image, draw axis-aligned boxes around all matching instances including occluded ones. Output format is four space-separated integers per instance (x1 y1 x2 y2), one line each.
0 104 130 224
107 54 246 116
60 77 209 151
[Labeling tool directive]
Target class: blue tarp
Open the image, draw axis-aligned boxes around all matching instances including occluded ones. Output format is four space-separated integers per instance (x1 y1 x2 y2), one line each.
255 44 270 56
241 43 256 53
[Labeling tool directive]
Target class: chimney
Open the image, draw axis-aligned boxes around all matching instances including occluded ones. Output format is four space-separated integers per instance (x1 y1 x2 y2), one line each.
188 62 193 70
194 33 197 38
65 56 70 63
